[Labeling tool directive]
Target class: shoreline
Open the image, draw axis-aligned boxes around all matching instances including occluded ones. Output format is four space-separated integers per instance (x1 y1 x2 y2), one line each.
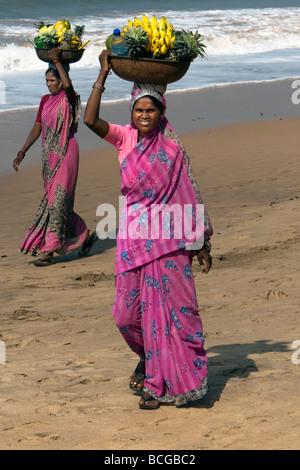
1 77 299 178
1 75 299 115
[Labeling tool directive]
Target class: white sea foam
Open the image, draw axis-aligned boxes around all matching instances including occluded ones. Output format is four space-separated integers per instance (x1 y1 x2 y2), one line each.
1 7 300 113
1 8 300 75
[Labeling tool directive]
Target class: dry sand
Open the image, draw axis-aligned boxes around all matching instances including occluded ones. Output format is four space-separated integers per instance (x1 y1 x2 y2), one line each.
0 97 299 449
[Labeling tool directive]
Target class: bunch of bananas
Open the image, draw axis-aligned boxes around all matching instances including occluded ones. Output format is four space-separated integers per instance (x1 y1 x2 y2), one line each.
124 14 175 58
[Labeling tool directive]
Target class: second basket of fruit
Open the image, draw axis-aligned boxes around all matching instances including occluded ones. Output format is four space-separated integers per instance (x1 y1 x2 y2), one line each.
34 19 88 63
107 14 207 84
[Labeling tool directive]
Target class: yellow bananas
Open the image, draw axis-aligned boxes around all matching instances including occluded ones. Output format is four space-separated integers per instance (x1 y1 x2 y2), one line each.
123 14 175 58
149 15 175 57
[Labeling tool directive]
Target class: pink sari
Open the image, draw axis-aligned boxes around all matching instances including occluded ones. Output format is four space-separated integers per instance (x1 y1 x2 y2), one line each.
116 116 212 274
20 88 87 256
109 100 213 405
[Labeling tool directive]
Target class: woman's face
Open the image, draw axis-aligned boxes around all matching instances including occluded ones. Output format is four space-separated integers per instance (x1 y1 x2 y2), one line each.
46 71 61 95
132 97 163 138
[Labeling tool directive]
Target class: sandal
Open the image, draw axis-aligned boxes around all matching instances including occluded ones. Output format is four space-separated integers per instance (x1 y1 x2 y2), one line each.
79 231 97 257
139 392 160 410
129 358 146 392
33 257 54 267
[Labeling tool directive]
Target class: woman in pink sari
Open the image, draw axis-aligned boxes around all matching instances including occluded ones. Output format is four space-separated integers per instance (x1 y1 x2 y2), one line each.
13 48 95 266
84 50 213 409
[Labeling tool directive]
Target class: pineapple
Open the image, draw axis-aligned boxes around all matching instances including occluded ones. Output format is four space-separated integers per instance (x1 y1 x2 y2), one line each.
74 25 85 47
39 26 59 49
123 25 148 59
60 29 74 50
168 29 206 62
73 25 85 48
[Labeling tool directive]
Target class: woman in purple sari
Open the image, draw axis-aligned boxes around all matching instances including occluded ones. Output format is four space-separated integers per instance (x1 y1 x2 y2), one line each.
84 50 213 409
13 48 95 266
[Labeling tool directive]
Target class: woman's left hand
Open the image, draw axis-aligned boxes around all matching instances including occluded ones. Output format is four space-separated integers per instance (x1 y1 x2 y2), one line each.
196 248 212 274
50 47 61 61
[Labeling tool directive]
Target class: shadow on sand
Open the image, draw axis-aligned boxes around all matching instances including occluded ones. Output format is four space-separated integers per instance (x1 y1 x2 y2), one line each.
29 235 117 266
185 339 289 408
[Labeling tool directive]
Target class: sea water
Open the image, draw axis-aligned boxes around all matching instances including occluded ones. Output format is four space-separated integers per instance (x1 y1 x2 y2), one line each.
1 0 300 112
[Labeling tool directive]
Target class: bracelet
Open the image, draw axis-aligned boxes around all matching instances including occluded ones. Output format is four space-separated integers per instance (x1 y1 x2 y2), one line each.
53 58 61 65
17 151 25 158
93 82 105 92
99 68 111 74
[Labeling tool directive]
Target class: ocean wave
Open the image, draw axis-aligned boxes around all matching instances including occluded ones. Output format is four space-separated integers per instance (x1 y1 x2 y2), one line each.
1 7 300 75
0 43 108 74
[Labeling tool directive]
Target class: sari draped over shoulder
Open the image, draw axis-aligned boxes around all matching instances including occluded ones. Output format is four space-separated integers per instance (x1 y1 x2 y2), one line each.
20 87 88 255
115 117 213 275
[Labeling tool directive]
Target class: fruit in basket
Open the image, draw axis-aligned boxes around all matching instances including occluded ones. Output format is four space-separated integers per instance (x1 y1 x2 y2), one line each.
149 15 175 58
60 30 74 50
168 29 207 61
33 19 87 51
124 25 149 59
54 20 68 43
55 19 71 32
34 21 52 32
74 25 85 48
107 14 206 62
34 37 44 49
39 26 59 49
121 14 175 59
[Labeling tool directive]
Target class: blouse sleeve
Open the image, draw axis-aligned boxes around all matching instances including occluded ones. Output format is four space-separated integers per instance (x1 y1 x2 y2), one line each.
36 94 50 123
103 123 137 164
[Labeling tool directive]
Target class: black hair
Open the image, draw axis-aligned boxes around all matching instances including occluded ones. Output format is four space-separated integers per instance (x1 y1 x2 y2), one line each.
45 67 60 79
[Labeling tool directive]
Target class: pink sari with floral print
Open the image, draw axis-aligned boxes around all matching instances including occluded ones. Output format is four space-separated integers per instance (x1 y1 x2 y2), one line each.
115 116 212 275
106 105 213 405
20 88 87 256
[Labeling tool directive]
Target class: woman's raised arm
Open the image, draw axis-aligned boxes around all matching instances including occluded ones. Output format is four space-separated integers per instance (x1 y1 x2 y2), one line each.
84 50 111 138
49 47 74 95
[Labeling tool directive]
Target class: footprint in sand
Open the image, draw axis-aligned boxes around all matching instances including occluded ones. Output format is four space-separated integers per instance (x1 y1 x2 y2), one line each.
36 403 69 417
266 289 288 300
12 308 41 322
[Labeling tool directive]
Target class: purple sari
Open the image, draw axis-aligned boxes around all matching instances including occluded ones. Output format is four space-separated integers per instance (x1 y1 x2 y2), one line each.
20 87 87 256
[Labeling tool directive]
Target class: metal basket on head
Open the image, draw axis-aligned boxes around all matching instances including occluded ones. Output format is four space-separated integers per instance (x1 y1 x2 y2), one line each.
109 56 191 85
35 48 85 64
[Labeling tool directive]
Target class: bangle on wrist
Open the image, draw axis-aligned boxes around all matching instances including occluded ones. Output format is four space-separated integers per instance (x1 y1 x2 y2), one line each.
17 151 25 158
53 58 61 65
93 82 105 92
99 68 111 74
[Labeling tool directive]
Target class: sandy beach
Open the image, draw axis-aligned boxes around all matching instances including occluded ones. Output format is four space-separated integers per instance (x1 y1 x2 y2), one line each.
0 81 299 450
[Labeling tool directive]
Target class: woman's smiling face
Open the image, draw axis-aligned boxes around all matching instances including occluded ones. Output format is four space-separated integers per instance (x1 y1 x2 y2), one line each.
132 97 163 139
